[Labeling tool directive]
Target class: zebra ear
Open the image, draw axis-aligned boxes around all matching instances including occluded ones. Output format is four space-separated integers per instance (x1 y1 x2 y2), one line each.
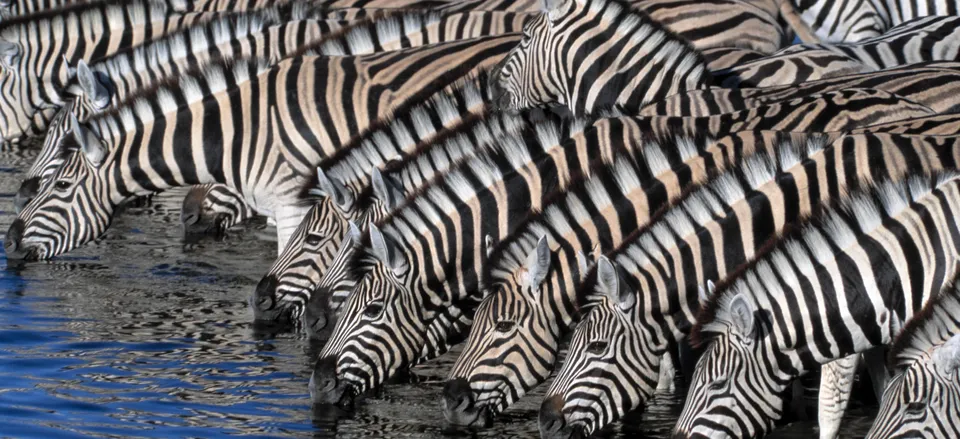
729 294 755 338
76 60 111 110
314 168 354 210
70 115 106 167
0 40 19 69
485 234 495 258
934 334 960 376
371 168 403 211
598 256 634 310
369 224 407 276
524 236 551 288
347 220 362 243
541 0 571 16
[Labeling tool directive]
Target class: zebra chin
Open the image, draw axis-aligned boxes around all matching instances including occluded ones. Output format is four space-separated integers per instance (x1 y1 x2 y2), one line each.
539 395 586 439
441 378 493 427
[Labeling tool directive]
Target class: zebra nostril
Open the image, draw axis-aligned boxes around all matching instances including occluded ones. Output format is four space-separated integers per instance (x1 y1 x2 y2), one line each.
4 218 25 259
443 378 475 413
252 275 278 316
539 395 569 438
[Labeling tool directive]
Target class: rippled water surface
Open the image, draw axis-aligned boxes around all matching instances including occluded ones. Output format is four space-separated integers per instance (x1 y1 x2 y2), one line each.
0 142 878 438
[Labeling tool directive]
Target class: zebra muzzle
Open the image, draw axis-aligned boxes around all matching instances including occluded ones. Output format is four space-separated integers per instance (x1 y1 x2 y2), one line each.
4 218 27 260
539 395 580 439
310 355 354 409
442 378 491 427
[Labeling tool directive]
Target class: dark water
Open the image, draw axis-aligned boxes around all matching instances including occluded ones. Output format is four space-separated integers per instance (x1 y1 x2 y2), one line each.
0 142 878 438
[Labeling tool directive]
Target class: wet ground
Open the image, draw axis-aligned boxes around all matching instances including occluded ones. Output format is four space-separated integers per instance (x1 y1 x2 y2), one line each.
0 142 878 438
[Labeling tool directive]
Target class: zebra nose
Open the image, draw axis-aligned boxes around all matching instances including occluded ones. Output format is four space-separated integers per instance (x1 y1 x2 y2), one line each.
310 355 346 405
443 378 476 414
251 275 278 317
14 177 39 213
303 294 333 339
539 395 573 439
4 219 25 259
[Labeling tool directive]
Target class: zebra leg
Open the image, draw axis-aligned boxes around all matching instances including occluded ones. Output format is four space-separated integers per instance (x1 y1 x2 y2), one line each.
274 205 312 255
862 347 892 401
656 352 676 393
817 354 860 439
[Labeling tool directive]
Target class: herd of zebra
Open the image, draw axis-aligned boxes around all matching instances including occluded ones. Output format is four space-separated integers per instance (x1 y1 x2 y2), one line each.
3 0 960 437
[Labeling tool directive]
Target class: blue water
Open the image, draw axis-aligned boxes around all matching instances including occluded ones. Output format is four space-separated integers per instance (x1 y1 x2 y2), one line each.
0 143 876 438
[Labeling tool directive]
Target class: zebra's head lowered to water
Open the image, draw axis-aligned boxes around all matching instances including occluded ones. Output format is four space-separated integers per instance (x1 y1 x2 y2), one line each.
868 278 960 439
5 123 116 260
538 257 661 439
491 0 708 116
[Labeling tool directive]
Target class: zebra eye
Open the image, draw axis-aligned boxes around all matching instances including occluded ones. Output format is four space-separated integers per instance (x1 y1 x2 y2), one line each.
904 402 927 416
495 321 515 333
363 302 383 318
54 180 72 191
709 377 728 391
586 341 608 354
304 234 322 246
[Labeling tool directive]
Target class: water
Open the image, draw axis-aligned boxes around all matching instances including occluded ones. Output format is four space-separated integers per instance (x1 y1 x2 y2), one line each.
0 142 878 438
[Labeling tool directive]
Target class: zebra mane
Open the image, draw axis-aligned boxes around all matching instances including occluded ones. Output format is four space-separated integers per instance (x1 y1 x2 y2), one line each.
290 8 446 58
63 8 279 98
313 73 495 196
577 133 831 307
85 57 272 141
480 129 706 291
0 0 174 39
691 172 960 347
889 273 960 370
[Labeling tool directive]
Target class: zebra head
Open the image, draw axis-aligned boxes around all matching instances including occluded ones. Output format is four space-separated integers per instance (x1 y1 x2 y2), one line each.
16 62 113 212
253 169 358 325
674 293 785 438
444 235 558 426
868 338 960 439
491 5 569 114
540 257 659 439
5 122 115 261
310 224 424 408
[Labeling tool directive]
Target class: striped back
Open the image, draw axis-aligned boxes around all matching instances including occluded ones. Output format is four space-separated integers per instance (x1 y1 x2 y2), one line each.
675 172 960 437
869 277 960 438
0 0 219 143
543 132 960 438
643 62 960 116
788 0 960 43
853 113 960 135
779 15 960 71
492 0 710 116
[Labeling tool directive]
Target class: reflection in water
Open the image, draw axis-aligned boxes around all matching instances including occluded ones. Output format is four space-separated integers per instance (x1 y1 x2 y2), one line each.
0 141 873 437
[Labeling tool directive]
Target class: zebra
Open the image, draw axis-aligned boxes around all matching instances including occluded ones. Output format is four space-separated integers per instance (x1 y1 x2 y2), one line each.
853 113 960 135
491 0 960 118
867 275 960 439
14 8 284 212
3 34 521 261
780 0 960 43
536 132 960 439
642 62 960 116
445 124 959 428
777 15 960 71
673 172 960 438
306 103 857 409
0 0 224 144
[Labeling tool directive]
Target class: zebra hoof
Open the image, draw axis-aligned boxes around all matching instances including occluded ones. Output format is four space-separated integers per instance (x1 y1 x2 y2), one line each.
442 378 492 427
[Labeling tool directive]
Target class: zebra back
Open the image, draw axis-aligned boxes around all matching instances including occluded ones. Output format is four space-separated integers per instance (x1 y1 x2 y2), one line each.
676 172 960 437
853 113 960 135
544 132 960 438
642 62 960 116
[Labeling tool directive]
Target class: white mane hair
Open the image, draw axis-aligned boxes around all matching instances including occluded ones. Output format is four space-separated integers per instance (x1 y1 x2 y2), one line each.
701 172 960 336
72 8 277 98
88 57 272 141
0 1 174 42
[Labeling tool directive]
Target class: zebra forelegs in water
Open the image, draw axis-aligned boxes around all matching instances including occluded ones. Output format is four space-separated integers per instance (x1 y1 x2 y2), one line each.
817 354 860 439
